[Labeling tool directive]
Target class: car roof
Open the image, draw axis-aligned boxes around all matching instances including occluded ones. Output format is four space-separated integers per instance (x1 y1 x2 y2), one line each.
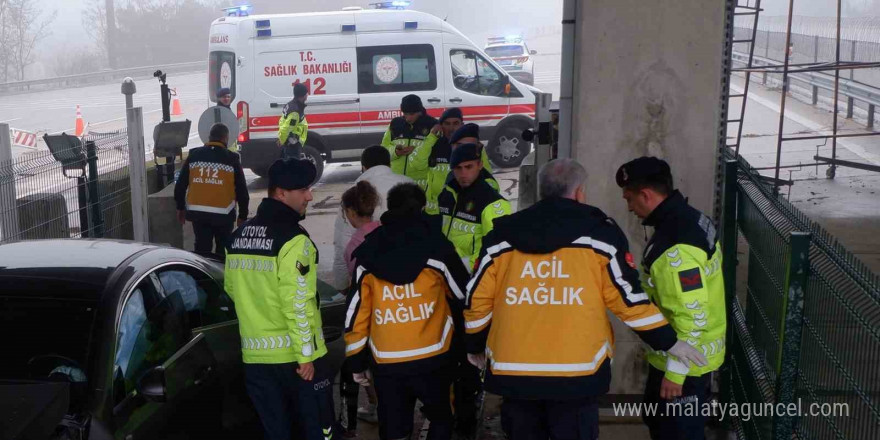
0 240 161 300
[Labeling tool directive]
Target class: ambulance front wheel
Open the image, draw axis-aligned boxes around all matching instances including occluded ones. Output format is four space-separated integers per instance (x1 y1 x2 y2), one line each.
303 145 325 184
488 123 531 168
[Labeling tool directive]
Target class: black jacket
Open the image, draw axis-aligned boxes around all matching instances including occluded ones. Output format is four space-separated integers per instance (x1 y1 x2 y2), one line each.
226 198 313 260
466 197 677 399
174 143 249 225
388 114 437 143
642 190 718 271
347 211 470 375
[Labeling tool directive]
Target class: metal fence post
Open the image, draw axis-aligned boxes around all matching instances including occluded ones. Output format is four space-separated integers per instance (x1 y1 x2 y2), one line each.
771 232 810 440
0 124 20 242
850 40 856 81
127 107 149 242
720 159 738 413
812 86 819 105
85 141 104 238
869 104 875 129
813 35 819 63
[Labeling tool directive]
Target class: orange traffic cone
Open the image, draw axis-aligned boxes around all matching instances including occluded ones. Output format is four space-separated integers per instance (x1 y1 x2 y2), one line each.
75 105 85 136
171 88 183 116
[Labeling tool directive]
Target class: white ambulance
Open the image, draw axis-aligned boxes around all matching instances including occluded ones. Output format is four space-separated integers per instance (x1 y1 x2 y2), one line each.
208 8 538 179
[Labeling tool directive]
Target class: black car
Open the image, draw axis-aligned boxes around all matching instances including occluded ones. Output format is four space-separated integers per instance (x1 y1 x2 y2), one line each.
0 239 346 440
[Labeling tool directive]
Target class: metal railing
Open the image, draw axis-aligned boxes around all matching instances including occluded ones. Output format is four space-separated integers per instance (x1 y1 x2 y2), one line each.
0 60 206 95
721 153 880 440
731 51 880 127
0 130 133 244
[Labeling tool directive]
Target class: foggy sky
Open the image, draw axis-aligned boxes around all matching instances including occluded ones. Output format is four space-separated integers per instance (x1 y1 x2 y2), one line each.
39 0 869 61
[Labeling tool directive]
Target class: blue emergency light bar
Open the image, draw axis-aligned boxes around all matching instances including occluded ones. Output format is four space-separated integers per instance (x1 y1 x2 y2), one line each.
223 4 251 17
370 1 411 9
488 35 524 45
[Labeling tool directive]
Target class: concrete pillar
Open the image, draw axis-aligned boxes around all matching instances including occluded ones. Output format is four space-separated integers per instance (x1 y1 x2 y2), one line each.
568 0 727 394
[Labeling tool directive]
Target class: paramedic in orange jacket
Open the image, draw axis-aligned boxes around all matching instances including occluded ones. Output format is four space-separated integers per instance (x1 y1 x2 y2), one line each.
464 159 707 440
344 182 471 440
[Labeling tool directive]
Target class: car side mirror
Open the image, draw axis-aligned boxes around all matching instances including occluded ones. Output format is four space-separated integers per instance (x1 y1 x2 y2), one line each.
503 75 511 96
530 50 538 55
135 366 167 403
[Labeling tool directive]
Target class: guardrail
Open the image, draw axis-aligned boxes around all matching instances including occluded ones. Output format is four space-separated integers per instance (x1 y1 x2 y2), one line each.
0 60 206 95
731 51 880 127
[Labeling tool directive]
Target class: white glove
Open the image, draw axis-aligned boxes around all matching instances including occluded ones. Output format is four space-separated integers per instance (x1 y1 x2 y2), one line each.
467 353 487 370
352 370 372 386
667 340 708 369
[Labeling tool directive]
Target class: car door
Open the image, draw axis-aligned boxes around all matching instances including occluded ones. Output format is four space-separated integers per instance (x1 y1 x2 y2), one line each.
156 266 253 432
111 273 195 440
444 47 511 128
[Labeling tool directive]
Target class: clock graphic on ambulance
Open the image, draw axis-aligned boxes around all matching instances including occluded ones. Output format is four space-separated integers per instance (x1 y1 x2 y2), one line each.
375 56 401 84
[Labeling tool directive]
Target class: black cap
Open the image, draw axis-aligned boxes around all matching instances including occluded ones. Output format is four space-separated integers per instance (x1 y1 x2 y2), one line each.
450 143 482 168
216 87 231 98
400 94 424 113
268 158 316 190
615 156 673 189
449 123 479 144
294 83 309 98
440 107 463 123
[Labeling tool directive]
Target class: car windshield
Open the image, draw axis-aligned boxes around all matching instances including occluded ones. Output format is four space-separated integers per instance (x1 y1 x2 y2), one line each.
485 45 525 58
0 295 97 381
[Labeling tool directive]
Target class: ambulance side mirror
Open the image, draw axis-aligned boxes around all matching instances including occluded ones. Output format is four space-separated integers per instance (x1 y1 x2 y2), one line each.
503 75 511 96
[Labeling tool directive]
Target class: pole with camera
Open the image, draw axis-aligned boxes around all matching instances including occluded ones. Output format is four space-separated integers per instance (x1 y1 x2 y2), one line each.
518 92 556 211
153 70 191 192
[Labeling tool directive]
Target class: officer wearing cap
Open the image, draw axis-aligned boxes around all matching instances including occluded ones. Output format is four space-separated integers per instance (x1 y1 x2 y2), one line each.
215 88 240 153
278 83 310 160
616 157 727 440
449 123 493 171
380 94 438 189
438 143 511 272
449 123 498 190
225 158 335 440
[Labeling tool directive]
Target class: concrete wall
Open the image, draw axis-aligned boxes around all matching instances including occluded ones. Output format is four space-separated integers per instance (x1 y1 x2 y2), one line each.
569 0 728 393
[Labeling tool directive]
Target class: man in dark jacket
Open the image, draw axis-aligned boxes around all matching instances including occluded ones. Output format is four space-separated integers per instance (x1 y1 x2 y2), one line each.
465 158 706 440
380 94 438 189
174 123 249 255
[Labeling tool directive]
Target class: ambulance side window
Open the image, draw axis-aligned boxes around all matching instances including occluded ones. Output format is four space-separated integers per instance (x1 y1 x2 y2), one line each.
357 44 437 94
209 51 236 103
450 50 506 97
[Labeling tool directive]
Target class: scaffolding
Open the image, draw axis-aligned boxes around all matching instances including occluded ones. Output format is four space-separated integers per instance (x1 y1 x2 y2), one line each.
727 0 880 193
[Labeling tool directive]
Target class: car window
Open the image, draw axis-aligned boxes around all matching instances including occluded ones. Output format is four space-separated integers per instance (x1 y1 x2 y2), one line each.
115 287 148 380
120 289 190 394
485 45 525 58
357 44 437 94
158 268 236 329
450 49 507 97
